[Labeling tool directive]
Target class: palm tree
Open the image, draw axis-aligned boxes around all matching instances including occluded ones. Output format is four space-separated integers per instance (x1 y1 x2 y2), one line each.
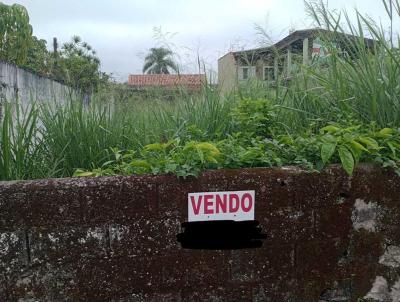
142 47 178 74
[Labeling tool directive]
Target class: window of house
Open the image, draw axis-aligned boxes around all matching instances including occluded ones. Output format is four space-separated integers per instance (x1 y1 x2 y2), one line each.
264 66 275 81
242 67 249 80
239 66 255 81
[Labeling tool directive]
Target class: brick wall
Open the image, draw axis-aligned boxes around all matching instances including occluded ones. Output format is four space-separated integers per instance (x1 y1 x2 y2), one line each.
0 164 399 301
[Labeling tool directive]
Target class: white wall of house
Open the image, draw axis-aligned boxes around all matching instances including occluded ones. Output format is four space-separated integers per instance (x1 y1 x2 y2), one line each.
217 53 238 93
218 36 316 93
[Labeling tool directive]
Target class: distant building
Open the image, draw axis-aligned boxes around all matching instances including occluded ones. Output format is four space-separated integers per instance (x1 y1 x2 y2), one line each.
127 74 206 91
218 28 375 92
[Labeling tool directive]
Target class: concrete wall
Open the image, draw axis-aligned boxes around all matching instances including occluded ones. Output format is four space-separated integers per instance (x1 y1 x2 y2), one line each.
0 60 74 105
218 53 237 94
0 164 399 301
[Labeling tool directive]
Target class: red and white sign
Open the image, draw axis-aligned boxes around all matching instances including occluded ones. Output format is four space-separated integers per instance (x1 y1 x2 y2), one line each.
188 190 255 222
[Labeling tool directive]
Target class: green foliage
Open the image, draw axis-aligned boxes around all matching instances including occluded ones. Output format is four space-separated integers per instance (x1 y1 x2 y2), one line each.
75 112 400 178
143 47 178 74
58 36 106 94
317 122 400 175
72 99 400 178
318 124 373 174
22 36 51 76
231 98 277 137
74 140 221 178
0 87 235 181
176 141 220 176
275 0 400 130
369 127 400 172
1 90 399 181
0 3 33 65
0 102 60 180
0 1 108 93
40 99 134 177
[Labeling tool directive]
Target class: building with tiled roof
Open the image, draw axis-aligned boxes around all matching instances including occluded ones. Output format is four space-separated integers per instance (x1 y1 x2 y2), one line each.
127 74 206 91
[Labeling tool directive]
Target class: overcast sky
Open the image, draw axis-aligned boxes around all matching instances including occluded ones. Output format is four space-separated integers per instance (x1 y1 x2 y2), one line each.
2 0 397 81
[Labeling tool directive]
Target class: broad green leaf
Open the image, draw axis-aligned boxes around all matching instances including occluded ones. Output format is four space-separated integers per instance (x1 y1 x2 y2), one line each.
143 143 165 152
205 155 219 164
343 125 361 132
115 152 122 161
101 160 115 167
321 133 336 143
130 160 151 169
73 170 95 177
122 153 135 160
279 135 293 145
338 146 355 175
342 133 353 142
320 125 340 133
391 142 400 149
196 142 221 157
376 128 394 138
321 141 337 164
347 142 362 163
387 142 396 156
350 140 369 152
357 137 379 149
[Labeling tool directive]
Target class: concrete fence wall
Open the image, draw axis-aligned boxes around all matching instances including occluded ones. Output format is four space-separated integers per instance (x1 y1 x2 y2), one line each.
0 60 74 105
0 164 399 301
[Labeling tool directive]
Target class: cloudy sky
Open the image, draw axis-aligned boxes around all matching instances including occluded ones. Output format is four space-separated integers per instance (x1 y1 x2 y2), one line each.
3 0 396 81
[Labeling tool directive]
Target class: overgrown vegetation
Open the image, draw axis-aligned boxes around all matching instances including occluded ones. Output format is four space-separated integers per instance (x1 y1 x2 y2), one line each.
0 0 399 181
0 2 107 96
276 0 400 130
0 3 32 65
73 99 400 178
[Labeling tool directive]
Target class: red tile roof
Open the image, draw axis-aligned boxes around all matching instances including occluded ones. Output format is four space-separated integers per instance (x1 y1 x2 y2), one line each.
128 74 206 90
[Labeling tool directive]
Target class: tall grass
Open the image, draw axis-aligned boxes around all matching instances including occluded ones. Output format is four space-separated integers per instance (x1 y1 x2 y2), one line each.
0 101 59 180
0 85 235 180
151 85 234 140
274 0 400 130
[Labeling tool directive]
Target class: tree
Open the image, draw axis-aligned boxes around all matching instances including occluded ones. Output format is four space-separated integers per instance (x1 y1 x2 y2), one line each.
23 36 51 76
0 3 52 77
142 47 178 74
0 3 33 65
58 36 105 95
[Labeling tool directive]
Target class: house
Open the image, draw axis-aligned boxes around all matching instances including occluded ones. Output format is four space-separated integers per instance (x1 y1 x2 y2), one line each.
218 28 375 92
127 74 206 91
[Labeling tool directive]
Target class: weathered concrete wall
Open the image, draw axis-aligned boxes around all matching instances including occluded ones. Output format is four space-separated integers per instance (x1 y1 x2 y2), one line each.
0 60 74 104
0 164 399 301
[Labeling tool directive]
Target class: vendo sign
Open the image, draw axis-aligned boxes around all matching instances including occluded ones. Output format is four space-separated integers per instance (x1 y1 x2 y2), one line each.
188 190 255 222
